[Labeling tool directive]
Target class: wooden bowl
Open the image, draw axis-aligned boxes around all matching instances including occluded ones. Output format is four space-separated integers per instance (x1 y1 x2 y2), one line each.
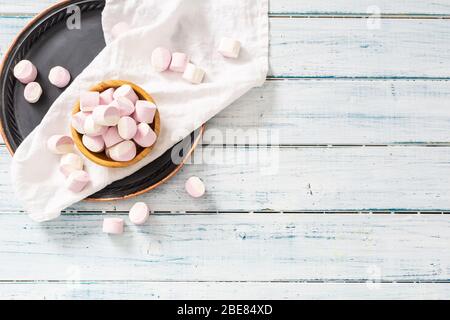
72 80 161 168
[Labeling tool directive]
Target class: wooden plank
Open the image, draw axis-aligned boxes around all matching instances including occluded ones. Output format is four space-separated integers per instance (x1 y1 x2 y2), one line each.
2 18 450 78
0 214 449 281
1 145 450 212
1 281 449 300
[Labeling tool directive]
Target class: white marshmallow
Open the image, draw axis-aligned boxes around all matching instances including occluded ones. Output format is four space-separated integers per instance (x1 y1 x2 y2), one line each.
111 97 135 117
47 135 74 155
80 91 100 112
60 153 83 177
129 202 149 225
103 218 124 235
48 66 71 88
92 105 120 126
113 85 139 104
133 100 157 124
218 37 241 58
108 140 137 162
183 63 205 84
24 82 42 103
185 176 206 198
151 47 172 72
66 170 90 193
117 116 137 140
99 88 115 105
84 115 108 137
102 126 124 149
133 123 157 148
14 60 37 84
71 111 90 135
82 135 105 153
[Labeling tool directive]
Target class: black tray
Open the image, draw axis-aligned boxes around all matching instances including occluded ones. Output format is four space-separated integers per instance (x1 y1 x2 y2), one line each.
0 0 203 201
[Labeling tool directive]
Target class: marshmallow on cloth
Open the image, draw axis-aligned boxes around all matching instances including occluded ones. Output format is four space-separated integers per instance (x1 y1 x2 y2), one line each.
11 0 269 222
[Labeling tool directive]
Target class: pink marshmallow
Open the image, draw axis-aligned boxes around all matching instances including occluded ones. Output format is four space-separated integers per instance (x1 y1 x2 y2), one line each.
169 52 189 73
47 135 74 155
84 115 108 137
113 85 139 104
118 116 137 140
99 88 115 105
80 91 100 112
218 37 241 59
14 60 37 84
24 82 42 104
133 100 157 124
92 105 120 126
66 170 90 193
111 22 130 39
71 111 90 135
129 202 149 225
82 135 105 153
110 97 135 117
48 66 71 88
60 153 83 177
151 47 172 72
103 218 124 235
185 176 206 198
102 126 124 148
108 140 137 162
133 123 157 148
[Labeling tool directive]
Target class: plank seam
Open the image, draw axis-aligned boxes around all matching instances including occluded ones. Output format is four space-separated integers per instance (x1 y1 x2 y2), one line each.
0 280 449 284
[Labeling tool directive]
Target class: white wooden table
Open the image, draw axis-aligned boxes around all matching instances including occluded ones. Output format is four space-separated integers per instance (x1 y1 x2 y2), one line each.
0 0 450 300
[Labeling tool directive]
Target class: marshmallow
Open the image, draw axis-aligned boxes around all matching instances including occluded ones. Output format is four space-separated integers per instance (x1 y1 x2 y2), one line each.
99 88 115 105
60 153 83 177
24 82 42 103
80 91 100 112
108 140 137 162
102 126 124 149
113 85 139 104
133 123 157 148
84 115 108 137
185 176 206 198
92 105 120 126
66 170 90 193
71 111 90 135
133 100 157 124
183 63 205 84
82 135 105 153
118 116 137 140
129 202 149 225
48 66 71 88
103 218 124 235
111 22 130 39
14 60 37 84
169 52 189 73
111 97 135 117
218 37 241 58
47 135 74 155
151 47 172 72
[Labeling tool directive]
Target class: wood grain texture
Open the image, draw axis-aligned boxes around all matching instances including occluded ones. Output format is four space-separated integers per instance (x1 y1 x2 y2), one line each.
0 214 449 282
1 282 449 300
1 145 450 212
2 17 450 78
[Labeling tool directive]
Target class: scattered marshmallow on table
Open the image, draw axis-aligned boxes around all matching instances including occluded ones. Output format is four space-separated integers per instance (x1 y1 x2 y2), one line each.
118 116 137 140
218 37 241 58
14 60 37 84
92 105 120 126
111 22 130 40
80 91 100 112
47 135 74 155
113 84 139 104
151 47 172 72
183 63 205 84
84 115 108 137
108 140 137 162
134 123 157 148
102 126 124 149
66 170 90 193
112 97 135 117
134 100 157 124
99 87 115 105
48 66 71 88
24 82 42 103
71 111 90 135
103 218 124 235
82 135 105 153
185 176 206 198
170 52 189 73
129 202 150 225
59 153 83 177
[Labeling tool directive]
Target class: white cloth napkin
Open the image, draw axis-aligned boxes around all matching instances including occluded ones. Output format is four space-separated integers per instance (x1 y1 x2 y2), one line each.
11 0 269 222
